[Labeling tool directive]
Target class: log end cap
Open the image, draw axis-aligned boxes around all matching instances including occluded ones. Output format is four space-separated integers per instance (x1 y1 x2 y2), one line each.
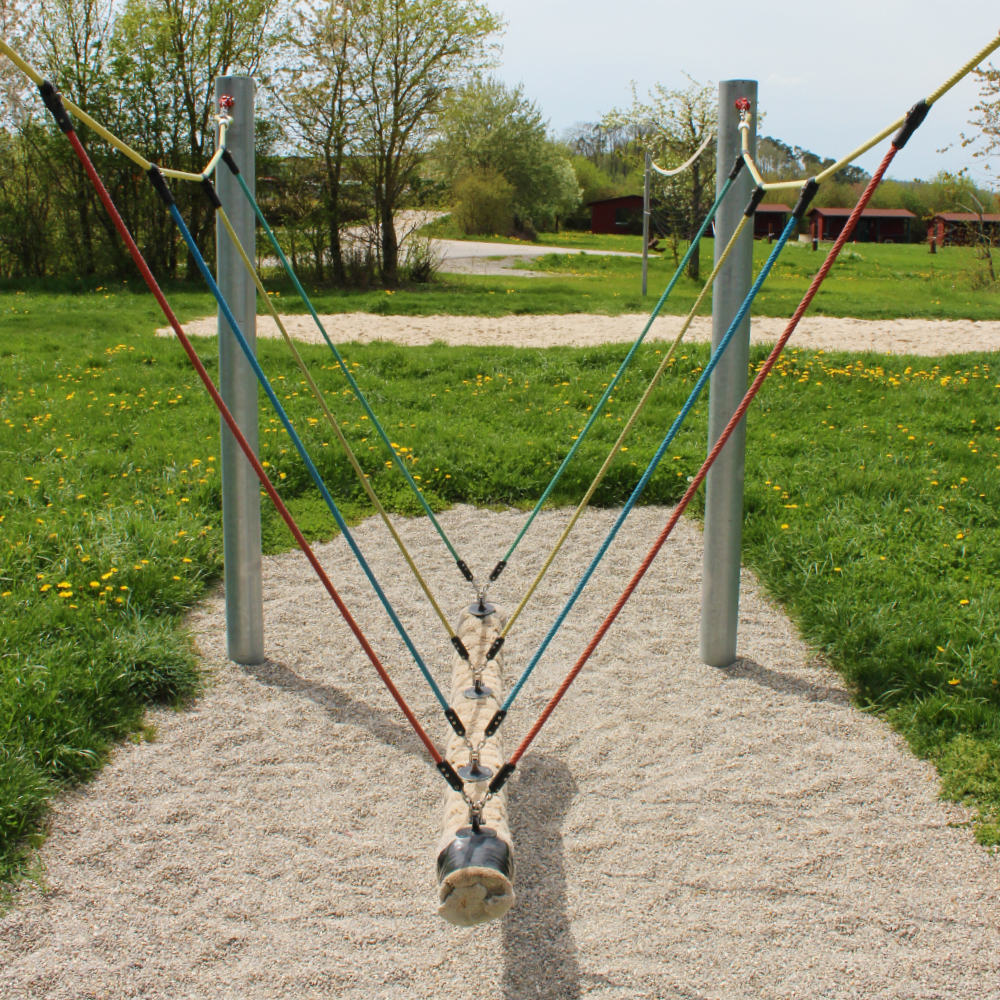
437 831 515 926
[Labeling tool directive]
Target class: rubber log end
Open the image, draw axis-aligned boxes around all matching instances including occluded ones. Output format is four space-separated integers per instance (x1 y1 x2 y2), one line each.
437 831 514 926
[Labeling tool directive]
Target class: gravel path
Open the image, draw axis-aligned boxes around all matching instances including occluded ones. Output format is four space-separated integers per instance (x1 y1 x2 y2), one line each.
158 312 1000 356
2 506 998 999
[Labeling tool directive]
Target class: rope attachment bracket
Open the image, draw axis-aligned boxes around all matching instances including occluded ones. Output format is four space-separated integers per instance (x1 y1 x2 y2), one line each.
484 708 507 739
488 762 516 795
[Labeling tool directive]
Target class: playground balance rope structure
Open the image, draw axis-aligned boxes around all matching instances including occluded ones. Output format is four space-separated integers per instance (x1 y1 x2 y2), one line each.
2 28 998 923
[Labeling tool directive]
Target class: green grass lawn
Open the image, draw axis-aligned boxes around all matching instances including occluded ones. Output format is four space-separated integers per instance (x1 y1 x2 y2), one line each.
1 284 999 895
12 239 998 323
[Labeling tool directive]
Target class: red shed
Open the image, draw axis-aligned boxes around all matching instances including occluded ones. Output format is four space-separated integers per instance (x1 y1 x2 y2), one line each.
754 204 791 239
928 212 1000 246
589 195 645 234
809 207 915 243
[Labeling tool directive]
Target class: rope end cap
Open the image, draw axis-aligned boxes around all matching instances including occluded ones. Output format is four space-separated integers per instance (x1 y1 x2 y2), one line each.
38 81 74 134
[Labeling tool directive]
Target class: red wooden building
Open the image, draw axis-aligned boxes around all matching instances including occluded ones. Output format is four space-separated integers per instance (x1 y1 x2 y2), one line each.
808 207 915 243
754 204 791 239
589 196 794 238
927 212 1000 246
589 195 645 234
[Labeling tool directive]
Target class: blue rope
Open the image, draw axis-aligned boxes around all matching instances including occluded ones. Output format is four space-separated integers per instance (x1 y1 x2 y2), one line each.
502 214 798 711
167 203 451 714
230 171 464 567
501 175 738 563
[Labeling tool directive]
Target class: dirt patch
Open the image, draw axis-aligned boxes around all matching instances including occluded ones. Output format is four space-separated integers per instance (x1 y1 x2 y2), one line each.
158 312 1000 356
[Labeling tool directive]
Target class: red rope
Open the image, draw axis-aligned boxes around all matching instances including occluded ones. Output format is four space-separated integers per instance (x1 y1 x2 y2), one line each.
510 144 900 767
63 128 444 767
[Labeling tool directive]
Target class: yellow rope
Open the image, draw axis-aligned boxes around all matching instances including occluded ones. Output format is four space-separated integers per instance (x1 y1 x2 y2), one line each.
738 30 1000 191
215 207 459 641
498 213 753 640
0 37 233 180
927 33 1000 105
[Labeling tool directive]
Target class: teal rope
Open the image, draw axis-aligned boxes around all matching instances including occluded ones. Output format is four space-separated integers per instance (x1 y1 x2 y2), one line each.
230 168 468 573
166 201 452 716
502 215 797 712
500 175 736 565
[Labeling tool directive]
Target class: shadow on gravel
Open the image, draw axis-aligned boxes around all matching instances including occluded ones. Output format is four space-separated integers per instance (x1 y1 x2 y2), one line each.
502 754 583 1000
239 658 430 755
721 656 850 705
244 660 587 997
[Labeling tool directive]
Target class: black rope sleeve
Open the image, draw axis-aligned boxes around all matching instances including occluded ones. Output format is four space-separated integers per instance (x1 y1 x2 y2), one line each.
456 560 474 584
437 760 465 793
792 178 820 220
484 709 506 738
486 636 505 662
38 81 73 134
222 149 241 175
147 166 175 207
488 762 516 795
743 185 767 218
892 100 930 150
200 177 222 210
444 708 466 738
728 153 746 181
450 635 470 661
488 560 507 583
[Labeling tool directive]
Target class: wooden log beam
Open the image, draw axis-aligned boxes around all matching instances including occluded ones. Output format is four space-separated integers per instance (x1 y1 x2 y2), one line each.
437 605 515 926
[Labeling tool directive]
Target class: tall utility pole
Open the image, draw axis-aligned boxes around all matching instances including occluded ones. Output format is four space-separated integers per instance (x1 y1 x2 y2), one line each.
699 79 757 669
641 152 651 296
215 76 264 665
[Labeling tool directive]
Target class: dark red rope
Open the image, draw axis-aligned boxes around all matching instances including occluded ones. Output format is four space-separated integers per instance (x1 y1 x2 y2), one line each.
510 144 900 766
63 129 444 766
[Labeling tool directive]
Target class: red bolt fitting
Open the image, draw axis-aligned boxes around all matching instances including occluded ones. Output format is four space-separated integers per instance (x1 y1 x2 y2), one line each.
219 95 235 111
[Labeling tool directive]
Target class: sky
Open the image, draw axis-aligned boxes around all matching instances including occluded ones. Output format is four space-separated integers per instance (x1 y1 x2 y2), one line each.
484 0 999 185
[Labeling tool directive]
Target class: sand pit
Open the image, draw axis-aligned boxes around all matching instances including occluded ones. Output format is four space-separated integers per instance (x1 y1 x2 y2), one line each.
159 311 1000 356
2 505 998 999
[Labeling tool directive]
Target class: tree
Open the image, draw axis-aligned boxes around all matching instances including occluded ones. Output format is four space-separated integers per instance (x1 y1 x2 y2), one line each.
0 0 35 127
278 0 360 283
349 0 502 282
433 76 580 231
964 62 1000 185
112 0 282 275
604 78 716 280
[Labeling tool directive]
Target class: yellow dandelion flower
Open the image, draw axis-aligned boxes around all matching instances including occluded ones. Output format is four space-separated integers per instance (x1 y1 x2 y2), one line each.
949 679 961 685
960 599 970 606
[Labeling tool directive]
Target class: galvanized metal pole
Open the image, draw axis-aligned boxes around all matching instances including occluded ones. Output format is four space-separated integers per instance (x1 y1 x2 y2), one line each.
642 153 651 296
215 76 264 665
699 79 757 669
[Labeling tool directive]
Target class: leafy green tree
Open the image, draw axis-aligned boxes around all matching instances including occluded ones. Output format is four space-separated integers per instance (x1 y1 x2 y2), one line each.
350 0 503 283
604 78 716 279
112 0 282 275
278 0 361 283
433 77 581 231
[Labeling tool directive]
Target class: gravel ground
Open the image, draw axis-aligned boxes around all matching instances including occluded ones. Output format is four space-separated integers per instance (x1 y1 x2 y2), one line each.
159 312 1000 356
2 505 999 999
